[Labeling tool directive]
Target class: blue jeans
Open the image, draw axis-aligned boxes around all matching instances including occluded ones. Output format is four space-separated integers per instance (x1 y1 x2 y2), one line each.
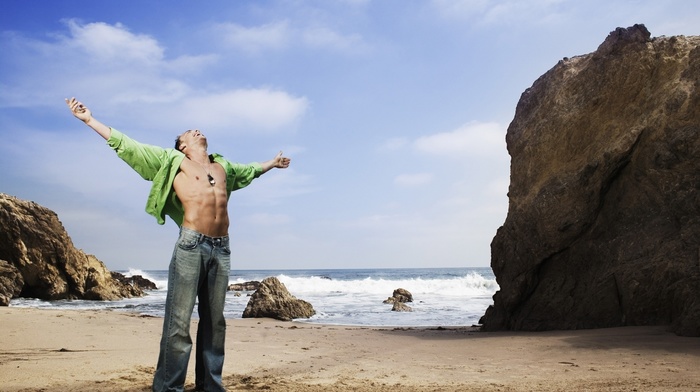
153 227 230 392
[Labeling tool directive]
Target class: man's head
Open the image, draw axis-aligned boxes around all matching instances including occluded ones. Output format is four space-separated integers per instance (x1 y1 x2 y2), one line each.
175 129 208 153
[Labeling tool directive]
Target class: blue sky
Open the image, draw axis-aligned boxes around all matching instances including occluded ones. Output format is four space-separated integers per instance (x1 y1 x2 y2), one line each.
1 1 698 271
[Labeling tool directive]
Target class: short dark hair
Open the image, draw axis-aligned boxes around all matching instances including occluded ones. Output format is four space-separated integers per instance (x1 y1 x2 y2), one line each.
175 130 196 151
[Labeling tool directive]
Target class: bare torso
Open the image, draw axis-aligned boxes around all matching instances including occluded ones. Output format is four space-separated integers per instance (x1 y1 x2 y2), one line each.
173 157 229 237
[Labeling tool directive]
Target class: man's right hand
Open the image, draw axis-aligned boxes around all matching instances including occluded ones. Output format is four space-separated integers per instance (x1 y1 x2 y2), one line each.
65 97 92 123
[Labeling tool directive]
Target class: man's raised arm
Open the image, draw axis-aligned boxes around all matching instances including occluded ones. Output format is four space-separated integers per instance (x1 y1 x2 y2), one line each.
65 97 112 140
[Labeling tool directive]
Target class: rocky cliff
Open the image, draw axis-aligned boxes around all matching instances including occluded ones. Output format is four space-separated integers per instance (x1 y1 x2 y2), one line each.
481 25 700 336
0 193 143 304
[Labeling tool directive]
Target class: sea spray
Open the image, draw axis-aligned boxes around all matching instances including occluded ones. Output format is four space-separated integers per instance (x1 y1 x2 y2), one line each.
11 267 498 327
124 268 168 290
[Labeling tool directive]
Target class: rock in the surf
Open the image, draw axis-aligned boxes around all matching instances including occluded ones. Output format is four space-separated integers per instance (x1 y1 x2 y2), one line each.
392 301 413 312
242 277 315 321
228 281 261 291
383 288 413 304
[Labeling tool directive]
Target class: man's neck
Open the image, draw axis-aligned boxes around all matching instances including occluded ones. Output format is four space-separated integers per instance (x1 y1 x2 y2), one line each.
186 149 210 165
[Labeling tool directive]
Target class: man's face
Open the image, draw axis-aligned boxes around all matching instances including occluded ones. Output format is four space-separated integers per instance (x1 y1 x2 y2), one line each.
178 129 207 151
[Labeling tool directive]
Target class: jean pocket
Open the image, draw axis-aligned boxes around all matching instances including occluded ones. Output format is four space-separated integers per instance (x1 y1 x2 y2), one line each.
177 236 200 250
220 245 231 255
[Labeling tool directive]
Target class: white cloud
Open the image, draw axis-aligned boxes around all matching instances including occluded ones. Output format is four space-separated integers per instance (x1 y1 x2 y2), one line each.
301 26 367 53
394 172 434 187
413 121 505 157
235 169 318 207
213 20 368 54
213 21 291 53
164 54 220 75
431 0 567 26
0 20 308 134
431 0 489 19
64 20 164 64
170 89 309 132
1 20 207 107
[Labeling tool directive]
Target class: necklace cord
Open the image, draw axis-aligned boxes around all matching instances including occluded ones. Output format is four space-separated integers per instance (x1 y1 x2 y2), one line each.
191 157 216 186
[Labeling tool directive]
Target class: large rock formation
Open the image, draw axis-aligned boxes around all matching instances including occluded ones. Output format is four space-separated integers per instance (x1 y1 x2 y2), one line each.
0 193 144 303
242 277 315 321
0 260 23 305
481 25 700 336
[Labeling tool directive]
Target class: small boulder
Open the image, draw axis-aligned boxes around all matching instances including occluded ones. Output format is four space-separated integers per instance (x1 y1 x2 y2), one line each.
393 288 413 302
392 301 413 312
242 277 315 321
111 272 158 291
383 288 413 304
228 281 261 291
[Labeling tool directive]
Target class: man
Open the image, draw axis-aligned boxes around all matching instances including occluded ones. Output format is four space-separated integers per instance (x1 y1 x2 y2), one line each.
65 97 290 392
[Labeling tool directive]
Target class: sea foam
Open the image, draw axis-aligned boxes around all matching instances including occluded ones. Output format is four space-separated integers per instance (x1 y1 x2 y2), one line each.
11 268 499 327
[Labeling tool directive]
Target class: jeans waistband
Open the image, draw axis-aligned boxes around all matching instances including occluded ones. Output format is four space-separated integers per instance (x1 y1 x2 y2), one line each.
180 226 229 246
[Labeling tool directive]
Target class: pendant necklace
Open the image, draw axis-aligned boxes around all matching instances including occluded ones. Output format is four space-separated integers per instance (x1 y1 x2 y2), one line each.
193 158 216 186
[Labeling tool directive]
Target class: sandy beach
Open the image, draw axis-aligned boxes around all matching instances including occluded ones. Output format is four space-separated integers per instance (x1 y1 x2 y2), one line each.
2 308 699 391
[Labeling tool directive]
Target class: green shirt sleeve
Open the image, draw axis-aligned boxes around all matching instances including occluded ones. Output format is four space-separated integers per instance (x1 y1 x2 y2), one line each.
106 128 185 226
106 128 168 181
212 154 263 194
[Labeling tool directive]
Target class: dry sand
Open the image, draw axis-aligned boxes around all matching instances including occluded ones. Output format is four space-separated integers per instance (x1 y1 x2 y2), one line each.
1 307 699 391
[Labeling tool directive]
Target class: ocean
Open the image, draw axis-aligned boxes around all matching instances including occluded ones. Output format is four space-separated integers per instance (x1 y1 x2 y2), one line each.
10 267 499 327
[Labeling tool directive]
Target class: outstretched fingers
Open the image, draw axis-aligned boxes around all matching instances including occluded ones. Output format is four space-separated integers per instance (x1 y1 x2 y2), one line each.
66 97 84 113
65 97 93 123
